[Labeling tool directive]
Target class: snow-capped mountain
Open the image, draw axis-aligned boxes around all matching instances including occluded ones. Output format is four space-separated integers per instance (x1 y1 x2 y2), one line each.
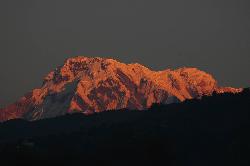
0 57 241 121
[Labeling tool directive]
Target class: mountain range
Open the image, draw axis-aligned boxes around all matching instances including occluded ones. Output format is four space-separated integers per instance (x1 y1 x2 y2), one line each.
0 56 241 122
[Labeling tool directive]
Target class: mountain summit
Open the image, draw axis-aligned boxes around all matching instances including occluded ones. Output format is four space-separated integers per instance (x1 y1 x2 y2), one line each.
0 57 241 121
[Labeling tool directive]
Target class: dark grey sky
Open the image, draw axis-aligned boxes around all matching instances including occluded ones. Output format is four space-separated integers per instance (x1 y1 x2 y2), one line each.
0 0 250 107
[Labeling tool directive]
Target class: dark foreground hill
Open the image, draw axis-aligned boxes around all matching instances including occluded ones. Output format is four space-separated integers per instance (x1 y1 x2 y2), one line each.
0 89 250 166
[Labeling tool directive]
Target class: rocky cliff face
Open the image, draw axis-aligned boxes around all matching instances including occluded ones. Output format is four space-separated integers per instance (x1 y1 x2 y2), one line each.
0 57 242 121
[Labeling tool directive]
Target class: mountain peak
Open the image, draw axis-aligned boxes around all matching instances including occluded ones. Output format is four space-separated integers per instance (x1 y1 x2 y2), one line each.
0 56 242 122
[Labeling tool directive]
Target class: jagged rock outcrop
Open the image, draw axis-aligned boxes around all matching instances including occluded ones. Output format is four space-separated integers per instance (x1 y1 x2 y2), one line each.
0 56 242 121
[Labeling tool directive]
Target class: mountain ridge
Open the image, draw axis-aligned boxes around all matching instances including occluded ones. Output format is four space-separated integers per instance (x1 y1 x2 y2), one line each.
0 89 250 166
0 56 241 122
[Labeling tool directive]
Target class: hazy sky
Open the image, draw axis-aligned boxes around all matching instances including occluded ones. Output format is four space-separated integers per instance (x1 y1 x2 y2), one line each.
0 0 250 107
